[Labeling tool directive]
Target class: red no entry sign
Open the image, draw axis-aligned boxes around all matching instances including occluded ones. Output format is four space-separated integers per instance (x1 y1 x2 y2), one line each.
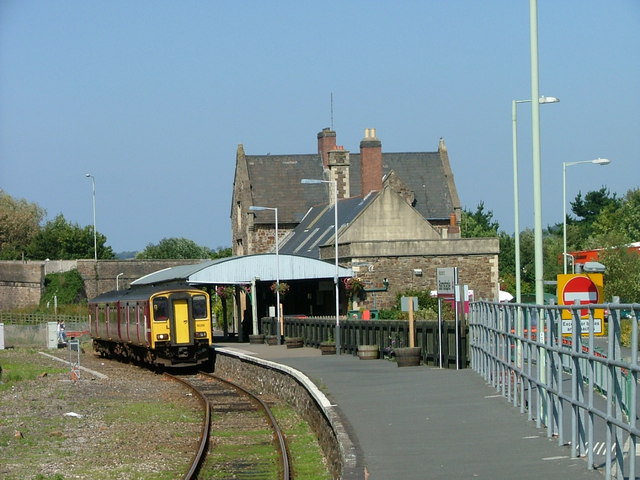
561 275 599 317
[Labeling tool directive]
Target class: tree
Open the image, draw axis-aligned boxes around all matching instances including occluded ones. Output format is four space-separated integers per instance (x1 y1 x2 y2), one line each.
0 190 45 260
461 202 499 238
599 246 640 303
27 214 114 260
566 187 621 249
591 188 640 245
136 237 214 259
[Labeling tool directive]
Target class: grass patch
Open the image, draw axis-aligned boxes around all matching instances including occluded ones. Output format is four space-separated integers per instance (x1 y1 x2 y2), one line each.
271 404 332 480
0 350 67 392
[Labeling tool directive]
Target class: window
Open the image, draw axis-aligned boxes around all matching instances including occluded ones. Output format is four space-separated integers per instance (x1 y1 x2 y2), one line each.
192 295 207 319
153 297 169 321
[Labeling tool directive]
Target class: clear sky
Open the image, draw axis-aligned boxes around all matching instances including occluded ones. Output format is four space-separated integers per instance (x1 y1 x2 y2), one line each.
1 1 638 254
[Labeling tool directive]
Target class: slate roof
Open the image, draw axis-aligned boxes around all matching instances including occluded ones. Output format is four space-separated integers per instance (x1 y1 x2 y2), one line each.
246 150 456 226
245 154 326 225
279 193 378 259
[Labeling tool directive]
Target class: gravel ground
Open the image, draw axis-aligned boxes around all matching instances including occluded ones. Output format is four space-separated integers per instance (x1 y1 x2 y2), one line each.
0 345 203 480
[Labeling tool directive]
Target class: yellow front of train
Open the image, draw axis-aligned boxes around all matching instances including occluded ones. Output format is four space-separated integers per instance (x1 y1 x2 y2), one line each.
149 288 213 366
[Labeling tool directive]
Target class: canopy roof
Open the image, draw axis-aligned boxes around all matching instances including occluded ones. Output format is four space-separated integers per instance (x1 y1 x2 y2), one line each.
131 253 352 286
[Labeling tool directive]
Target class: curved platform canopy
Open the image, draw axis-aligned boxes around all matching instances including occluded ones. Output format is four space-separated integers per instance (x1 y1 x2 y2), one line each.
131 253 352 287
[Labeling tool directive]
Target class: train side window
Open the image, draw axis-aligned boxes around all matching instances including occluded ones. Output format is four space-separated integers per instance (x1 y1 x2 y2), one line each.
153 297 169 321
192 295 207 319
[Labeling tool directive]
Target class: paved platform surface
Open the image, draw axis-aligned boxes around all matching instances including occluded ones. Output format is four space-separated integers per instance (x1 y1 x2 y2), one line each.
215 342 604 480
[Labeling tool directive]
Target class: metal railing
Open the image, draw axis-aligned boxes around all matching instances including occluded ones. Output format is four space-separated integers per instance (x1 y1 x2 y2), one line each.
469 301 640 479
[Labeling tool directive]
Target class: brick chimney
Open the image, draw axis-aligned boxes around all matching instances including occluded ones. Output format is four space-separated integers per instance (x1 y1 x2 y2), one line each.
360 128 383 195
317 128 337 168
328 146 350 199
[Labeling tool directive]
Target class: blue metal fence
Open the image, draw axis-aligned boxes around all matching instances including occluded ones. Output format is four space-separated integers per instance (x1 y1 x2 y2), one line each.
469 301 640 479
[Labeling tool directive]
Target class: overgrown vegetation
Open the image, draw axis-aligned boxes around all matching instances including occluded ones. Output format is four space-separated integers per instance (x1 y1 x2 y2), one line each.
0 350 67 392
378 289 455 320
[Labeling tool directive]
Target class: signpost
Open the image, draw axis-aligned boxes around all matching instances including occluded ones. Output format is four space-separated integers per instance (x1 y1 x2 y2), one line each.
557 273 604 335
436 267 458 369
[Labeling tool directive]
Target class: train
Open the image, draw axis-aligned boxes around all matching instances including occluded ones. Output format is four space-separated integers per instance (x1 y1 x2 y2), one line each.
88 283 214 368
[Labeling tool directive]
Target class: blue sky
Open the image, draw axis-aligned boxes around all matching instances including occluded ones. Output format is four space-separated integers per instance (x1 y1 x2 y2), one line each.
1 1 638 253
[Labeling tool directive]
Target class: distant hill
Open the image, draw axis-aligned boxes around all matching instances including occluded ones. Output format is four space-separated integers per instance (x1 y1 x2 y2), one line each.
115 251 137 259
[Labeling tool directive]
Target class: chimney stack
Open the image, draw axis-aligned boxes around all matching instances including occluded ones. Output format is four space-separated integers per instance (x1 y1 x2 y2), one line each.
328 146 350 199
317 128 337 168
360 128 383 195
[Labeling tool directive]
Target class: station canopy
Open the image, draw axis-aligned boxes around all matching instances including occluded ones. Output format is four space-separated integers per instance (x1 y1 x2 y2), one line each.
130 253 352 287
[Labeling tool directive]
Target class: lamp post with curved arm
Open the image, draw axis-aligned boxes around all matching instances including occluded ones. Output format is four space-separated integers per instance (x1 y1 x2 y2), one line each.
301 178 340 354
85 174 97 261
562 158 611 274
249 205 280 341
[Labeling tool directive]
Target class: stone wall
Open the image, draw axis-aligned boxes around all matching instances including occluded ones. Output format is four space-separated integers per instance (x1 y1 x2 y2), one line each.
77 259 206 299
0 259 208 310
214 349 363 480
0 262 43 310
321 238 500 310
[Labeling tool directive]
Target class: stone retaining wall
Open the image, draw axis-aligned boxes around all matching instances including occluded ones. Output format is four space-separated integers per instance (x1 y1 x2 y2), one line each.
214 350 364 480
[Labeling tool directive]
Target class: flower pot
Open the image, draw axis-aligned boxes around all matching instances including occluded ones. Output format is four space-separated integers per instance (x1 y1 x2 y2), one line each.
395 347 421 367
357 345 379 360
249 334 265 344
285 337 304 349
265 335 279 346
319 343 336 355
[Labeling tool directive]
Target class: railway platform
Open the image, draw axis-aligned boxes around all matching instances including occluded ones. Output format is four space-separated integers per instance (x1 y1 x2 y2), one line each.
214 342 604 480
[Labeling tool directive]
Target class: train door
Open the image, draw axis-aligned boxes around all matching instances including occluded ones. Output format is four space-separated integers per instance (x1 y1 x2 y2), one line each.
171 296 192 344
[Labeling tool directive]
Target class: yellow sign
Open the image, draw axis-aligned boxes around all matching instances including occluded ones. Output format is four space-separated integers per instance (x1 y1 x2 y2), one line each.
556 273 604 335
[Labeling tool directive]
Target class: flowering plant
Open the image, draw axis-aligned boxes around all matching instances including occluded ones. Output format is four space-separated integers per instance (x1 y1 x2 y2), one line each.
270 282 290 296
215 286 234 299
343 277 365 299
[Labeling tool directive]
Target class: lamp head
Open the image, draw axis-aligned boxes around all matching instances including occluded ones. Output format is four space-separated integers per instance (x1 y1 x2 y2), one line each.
85 173 91 177
301 178 322 184
539 96 560 104
592 158 611 165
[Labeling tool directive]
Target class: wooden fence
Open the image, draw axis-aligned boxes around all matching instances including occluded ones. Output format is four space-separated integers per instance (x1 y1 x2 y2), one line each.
260 316 468 368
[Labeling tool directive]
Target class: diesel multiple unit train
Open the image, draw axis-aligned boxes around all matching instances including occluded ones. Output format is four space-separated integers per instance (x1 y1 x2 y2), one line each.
89 284 214 368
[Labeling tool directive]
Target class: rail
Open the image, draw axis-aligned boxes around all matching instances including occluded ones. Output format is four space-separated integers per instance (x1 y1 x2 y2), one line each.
469 301 640 480
163 373 211 480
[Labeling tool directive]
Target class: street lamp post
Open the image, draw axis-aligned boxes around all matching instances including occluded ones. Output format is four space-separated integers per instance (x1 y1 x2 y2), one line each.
562 158 611 273
512 96 559 305
85 174 97 262
249 206 280 341
512 96 558 370
301 178 340 354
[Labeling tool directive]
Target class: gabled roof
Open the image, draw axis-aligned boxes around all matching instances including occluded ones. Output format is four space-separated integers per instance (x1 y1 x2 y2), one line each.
279 193 378 258
245 150 457 226
130 254 352 286
246 154 326 224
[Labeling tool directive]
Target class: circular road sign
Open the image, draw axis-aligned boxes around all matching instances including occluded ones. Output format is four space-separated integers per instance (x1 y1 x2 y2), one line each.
562 276 599 317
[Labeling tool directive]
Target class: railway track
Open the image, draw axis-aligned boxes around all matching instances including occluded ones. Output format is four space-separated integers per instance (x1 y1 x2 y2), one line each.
166 371 292 480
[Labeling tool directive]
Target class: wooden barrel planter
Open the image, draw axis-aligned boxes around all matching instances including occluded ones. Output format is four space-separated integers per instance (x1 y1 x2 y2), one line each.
319 342 336 355
265 335 279 346
357 345 380 360
285 337 304 349
395 347 421 367
248 334 265 344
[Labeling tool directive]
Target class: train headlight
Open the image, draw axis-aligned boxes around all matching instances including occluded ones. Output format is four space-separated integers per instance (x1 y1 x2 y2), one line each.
194 331 208 338
156 333 169 341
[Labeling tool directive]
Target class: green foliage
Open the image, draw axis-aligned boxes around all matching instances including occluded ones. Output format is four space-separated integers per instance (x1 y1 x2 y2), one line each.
0 190 46 260
600 247 640 302
27 214 114 260
41 269 87 309
461 202 499 238
380 289 455 320
136 237 214 259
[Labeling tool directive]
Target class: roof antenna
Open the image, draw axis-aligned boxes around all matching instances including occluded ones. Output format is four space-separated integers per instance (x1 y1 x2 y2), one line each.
330 92 334 130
